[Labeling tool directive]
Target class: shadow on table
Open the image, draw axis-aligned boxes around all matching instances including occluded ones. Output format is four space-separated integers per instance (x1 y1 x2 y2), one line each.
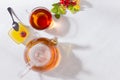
45 16 80 38
38 42 90 80
80 0 93 11
45 16 71 37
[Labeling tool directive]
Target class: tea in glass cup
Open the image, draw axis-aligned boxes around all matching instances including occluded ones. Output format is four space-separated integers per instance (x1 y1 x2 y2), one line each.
29 7 53 30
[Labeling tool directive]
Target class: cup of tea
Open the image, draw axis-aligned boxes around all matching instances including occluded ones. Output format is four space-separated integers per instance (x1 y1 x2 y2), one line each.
29 7 53 30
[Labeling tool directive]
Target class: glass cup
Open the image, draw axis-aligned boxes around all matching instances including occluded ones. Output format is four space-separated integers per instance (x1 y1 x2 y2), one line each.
29 7 53 30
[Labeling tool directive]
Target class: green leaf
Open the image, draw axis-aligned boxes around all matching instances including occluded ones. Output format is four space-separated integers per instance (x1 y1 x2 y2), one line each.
59 7 66 14
51 3 67 19
51 7 58 13
68 5 73 10
68 4 80 14
68 7 75 13
73 5 80 11
71 9 75 13
52 3 59 6
55 14 60 19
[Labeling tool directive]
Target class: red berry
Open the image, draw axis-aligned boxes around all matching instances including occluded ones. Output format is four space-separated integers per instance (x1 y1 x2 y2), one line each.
60 0 64 4
70 2 77 6
65 0 69 6
20 31 27 37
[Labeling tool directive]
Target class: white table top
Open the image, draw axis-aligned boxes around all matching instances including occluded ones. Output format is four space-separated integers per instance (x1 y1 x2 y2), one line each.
0 0 120 80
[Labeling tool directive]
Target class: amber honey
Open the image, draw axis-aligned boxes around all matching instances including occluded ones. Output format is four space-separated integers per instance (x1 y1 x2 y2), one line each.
24 38 61 72
30 7 52 30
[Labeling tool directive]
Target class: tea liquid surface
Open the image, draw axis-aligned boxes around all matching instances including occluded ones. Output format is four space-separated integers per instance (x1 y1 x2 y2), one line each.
30 8 52 30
